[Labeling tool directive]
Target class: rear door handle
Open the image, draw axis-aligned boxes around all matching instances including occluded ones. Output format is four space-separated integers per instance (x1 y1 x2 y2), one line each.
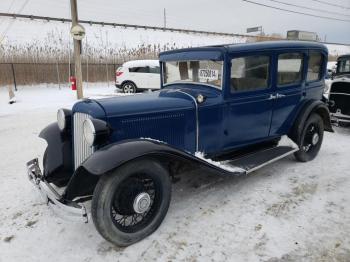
269 94 277 100
276 93 286 98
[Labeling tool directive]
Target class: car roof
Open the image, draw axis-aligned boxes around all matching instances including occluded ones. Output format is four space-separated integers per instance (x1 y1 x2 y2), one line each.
223 40 327 53
160 41 328 57
123 59 159 68
337 54 350 60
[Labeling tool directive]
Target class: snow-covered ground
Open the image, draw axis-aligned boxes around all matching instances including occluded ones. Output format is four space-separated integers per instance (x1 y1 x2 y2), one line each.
1 85 350 261
0 83 131 115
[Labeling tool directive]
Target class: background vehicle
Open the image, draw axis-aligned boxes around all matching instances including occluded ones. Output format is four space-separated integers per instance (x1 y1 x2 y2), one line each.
27 41 333 247
115 60 161 93
328 54 350 125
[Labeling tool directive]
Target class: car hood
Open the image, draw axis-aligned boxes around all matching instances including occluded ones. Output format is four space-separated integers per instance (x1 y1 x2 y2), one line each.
93 88 197 118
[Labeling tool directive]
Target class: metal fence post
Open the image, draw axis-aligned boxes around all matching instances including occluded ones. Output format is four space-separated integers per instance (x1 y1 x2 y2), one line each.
11 63 17 91
105 60 109 87
56 62 61 89
70 63 73 76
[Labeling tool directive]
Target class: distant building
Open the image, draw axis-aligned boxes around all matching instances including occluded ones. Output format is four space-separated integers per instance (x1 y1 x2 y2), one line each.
287 30 319 41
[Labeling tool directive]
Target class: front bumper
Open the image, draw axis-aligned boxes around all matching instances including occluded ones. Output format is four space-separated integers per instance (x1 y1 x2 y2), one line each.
26 158 88 223
330 111 350 124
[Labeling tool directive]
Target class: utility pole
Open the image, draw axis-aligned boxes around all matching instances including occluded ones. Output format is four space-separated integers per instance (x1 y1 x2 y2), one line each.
163 8 166 28
70 0 83 99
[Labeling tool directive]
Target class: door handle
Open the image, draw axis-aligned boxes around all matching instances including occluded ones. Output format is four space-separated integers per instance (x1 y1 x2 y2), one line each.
276 93 286 98
269 94 277 100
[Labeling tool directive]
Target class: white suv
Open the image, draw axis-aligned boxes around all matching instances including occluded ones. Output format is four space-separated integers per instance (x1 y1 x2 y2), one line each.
115 60 161 93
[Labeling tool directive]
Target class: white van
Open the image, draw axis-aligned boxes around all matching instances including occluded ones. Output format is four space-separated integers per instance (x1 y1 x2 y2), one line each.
115 60 161 93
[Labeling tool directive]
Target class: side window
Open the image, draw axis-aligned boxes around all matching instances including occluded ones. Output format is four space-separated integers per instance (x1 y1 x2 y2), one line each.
338 59 350 73
149 66 160 74
307 52 323 81
230 55 270 92
277 53 303 86
129 67 149 73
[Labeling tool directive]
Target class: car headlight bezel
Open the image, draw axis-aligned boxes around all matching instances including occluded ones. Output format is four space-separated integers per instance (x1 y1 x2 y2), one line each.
83 118 110 147
83 119 96 146
57 108 72 132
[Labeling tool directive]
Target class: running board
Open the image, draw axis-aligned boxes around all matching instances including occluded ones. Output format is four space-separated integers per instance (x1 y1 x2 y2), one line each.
196 136 299 175
223 145 298 174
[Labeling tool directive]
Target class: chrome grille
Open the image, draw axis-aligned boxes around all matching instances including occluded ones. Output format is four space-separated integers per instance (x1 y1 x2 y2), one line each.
73 112 94 169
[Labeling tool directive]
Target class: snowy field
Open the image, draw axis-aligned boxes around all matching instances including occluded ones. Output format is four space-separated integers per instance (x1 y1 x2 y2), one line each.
1 85 350 261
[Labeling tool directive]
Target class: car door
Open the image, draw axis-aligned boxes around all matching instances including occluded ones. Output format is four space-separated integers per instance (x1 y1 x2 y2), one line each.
270 50 306 135
223 53 274 150
148 65 161 89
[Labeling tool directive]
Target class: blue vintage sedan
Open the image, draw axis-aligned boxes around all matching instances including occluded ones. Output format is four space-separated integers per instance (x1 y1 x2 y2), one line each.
27 41 333 246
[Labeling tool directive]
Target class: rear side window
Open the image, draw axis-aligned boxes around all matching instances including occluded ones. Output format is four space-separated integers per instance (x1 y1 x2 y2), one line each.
230 55 270 92
149 66 160 74
129 66 149 73
277 53 303 86
307 52 323 81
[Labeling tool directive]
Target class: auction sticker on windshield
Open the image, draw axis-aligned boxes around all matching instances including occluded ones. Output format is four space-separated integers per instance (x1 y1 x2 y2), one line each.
199 69 219 82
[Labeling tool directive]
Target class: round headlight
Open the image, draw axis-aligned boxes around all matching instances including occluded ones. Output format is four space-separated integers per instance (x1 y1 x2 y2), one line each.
83 119 96 146
57 109 66 131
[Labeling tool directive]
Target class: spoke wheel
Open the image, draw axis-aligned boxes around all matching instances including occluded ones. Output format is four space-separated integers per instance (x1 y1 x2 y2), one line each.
91 159 171 246
301 124 320 153
294 113 324 162
110 174 160 233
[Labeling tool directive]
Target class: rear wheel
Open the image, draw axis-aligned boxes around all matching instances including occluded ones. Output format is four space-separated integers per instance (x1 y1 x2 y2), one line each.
122 82 137 94
294 113 324 162
91 159 171 246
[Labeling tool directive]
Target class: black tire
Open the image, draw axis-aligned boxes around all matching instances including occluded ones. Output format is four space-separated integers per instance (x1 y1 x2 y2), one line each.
91 159 171 246
122 82 137 94
294 113 324 162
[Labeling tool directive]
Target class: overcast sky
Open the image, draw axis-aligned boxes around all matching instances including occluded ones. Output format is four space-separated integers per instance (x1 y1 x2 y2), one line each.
0 0 350 43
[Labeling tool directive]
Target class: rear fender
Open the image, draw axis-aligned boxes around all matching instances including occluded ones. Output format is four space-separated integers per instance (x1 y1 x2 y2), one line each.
289 100 334 142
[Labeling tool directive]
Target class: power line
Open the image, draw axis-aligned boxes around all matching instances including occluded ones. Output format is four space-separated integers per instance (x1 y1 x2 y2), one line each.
0 12 281 40
310 0 350 10
242 0 350 22
0 0 16 26
5 0 17 13
0 0 30 43
267 0 350 17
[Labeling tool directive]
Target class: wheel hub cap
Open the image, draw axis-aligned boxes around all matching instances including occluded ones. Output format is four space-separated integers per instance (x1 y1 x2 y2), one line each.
133 192 151 214
312 133 319 145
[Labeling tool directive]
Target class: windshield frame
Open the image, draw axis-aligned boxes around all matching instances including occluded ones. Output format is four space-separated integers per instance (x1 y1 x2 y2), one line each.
161 59 224 90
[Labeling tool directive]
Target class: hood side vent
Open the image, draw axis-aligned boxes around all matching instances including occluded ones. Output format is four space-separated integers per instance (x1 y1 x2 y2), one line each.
120 113 186 148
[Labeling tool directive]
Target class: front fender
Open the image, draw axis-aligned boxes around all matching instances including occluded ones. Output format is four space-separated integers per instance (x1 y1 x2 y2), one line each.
81 139 199 175
39 123 73 183
63 139 235 201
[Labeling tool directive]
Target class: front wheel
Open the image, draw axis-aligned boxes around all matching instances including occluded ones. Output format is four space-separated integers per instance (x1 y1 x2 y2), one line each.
91 159 171 246
122 82 137 94
294 113 324 162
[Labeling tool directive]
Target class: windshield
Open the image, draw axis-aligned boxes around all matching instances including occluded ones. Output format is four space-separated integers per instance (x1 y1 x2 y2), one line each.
337 58 350 74
163 60 223 89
